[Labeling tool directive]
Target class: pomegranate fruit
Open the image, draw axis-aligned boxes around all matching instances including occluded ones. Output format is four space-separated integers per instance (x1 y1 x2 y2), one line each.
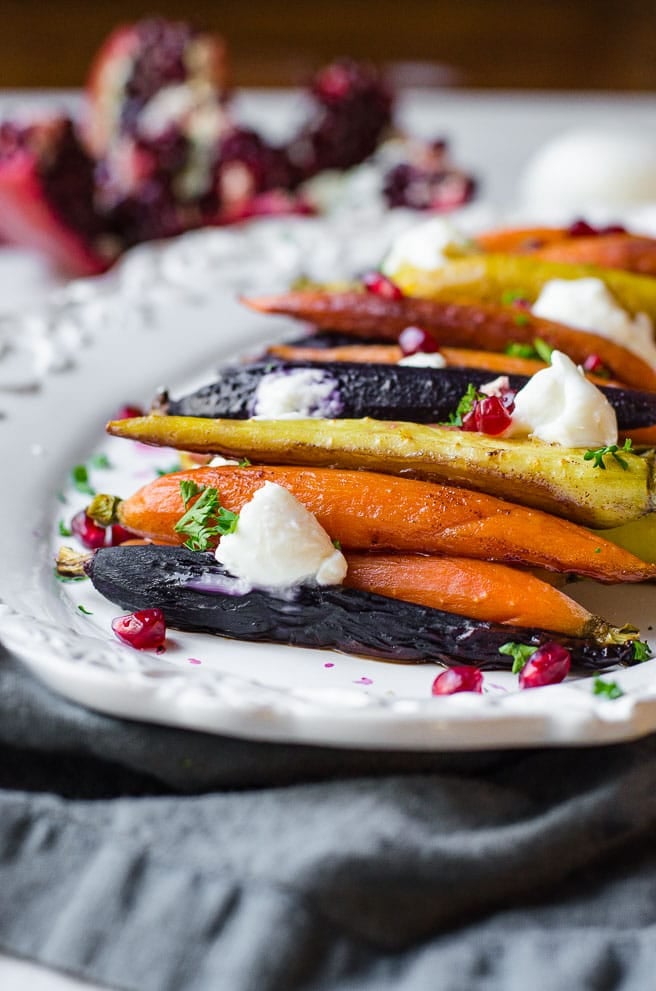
0 118 115 276
287 58 393 179
111 608 167 649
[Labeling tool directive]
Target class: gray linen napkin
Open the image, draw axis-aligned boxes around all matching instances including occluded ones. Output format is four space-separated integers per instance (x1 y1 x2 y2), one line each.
2 642 656 991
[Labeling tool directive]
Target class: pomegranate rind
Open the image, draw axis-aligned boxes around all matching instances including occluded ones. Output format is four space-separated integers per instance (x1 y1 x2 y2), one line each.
0 152 109 277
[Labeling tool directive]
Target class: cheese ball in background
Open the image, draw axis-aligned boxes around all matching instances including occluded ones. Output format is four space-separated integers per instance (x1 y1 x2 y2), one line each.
520 129 656 211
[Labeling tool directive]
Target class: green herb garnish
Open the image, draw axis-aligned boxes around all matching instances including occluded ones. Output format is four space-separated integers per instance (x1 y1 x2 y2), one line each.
156 462 183 476
71 464 95 496
584 439 633 470
592 676 624 699
54 570 86 583
505 342 538 359
90 453 111 470
58 520 72 537
174 482 239 551
239 457 252 467
514 313 530 327
532 337 553 363
632 640 652 662
179 479 203 508
77 604 93 615
499 642 537 674
447 383 484 427
501 289 527 306
332 538 342 550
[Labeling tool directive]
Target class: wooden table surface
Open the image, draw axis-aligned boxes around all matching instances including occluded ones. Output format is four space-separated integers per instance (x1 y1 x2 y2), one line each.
2 0 656 91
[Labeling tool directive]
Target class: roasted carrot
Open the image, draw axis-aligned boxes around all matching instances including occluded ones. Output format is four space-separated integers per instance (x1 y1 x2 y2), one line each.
245 290 656 391
476 227 656 276
392 254 656 323
107 416 655 529
475 227 568 253
532 235 656 277
342 553 628 641
267 342 550 377
114 465 656 582
266 342 621 386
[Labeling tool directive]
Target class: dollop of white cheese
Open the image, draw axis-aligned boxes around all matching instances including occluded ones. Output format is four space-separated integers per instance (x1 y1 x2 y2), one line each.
506 350 618 448
381 217 470 275
397 351 447 368
215 481 348 588
531 278 656 368
251 368 342 419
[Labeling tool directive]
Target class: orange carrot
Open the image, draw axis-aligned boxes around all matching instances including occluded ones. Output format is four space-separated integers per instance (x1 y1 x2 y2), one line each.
266 342 622 386
476 228 656 276
116 465 656 583
343 553 602 637
244 290 656 391
267 342 550 377
532 234 656 277
475 227 569 253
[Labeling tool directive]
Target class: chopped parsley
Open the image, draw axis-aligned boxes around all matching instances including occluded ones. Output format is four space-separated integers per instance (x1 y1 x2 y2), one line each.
633 640 652 663
592 676 624 700
514 313 530 327
58 520 72 537
90 453 111 470
501 289 528 306
499 641 536 674
71 464 95 496
533 337 553 363
54 570 86 583
174 481 239 551
505 342 537 359
584 439 633 470
504 337 553 362
156 462 183 476
446 383 484 426
239 457 252 467
77 604 93 615
332 538 342 550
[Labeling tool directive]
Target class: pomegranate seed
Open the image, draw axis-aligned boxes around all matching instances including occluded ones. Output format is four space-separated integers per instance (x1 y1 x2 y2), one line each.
398 325 440 355
583 353 608 375
362 271 404 300
432 666 483 695
519 643 571 689
567 219 598 238
114 404 143 420
71 509 107 549
601 223 626 235
111 608 166 650
108 523 136 546
462 396 513 435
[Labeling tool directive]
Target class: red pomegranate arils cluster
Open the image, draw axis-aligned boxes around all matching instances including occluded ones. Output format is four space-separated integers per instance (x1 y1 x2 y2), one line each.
398 325 441 356
461 395 514 436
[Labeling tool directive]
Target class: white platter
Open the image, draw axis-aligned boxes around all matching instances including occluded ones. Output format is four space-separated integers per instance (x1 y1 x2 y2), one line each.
2 213 656 751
